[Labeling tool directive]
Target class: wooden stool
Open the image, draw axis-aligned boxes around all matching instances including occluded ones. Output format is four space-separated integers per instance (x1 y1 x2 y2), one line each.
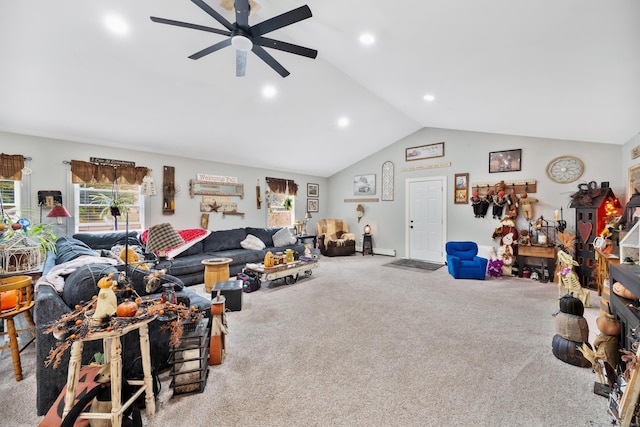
0 275 36 381
202 258 232 293
62 317 156 427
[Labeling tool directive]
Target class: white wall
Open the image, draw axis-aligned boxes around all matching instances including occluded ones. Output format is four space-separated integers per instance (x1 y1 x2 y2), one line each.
0 131 328 234
326 127 625 258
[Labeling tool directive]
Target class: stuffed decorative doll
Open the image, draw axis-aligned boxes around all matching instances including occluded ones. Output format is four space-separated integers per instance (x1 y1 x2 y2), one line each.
505 188 519 217
93 273 118 320
496 232 515 276
492 190 507 219
519 192 539 220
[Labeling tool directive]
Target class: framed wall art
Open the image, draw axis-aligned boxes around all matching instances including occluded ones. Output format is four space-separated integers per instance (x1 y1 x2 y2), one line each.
628 164 640 199
454 173 469 204
489 149 521 173
405 142 445 162
307 198 319 213
354 174 376 195
307 183 319 197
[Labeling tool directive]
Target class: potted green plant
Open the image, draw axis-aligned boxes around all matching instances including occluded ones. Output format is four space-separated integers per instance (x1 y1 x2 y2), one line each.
283 197 293 210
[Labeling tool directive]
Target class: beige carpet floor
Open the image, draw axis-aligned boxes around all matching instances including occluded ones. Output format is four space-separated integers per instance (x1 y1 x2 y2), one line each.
1 255 617 426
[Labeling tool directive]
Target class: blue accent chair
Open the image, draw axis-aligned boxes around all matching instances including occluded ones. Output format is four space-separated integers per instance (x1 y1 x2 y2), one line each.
445 241 488 280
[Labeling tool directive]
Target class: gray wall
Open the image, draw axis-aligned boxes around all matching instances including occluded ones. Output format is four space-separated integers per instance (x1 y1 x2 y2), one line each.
327 127 628 259
0 131 328 235
3 128 637 261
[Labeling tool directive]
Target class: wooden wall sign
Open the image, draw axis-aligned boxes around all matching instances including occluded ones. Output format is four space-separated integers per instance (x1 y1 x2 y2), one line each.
163 166 175 215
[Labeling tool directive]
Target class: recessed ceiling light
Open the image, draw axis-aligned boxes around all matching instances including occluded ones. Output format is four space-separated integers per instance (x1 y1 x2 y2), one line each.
104 14 129 36
337 117 350 128
262 85 277 98
423 94 436 102
359 33 376 45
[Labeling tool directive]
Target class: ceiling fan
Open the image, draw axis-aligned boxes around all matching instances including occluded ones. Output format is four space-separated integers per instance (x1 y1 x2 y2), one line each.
150 0 318 77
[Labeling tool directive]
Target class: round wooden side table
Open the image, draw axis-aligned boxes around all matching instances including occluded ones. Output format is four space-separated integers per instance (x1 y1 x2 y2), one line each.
202 258 233 292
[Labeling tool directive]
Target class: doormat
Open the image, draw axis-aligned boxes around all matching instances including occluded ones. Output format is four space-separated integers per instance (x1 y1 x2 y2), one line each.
384 259 444 272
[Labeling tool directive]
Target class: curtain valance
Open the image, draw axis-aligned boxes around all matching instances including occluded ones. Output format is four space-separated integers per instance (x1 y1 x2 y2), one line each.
70 160 148 185
0 153 25 180
265 177 298 196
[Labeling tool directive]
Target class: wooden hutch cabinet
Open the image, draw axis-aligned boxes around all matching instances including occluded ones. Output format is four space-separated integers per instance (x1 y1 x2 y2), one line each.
569 182 621 289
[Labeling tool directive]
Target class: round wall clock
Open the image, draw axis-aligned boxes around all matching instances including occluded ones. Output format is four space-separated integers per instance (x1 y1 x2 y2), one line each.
546 156 584 184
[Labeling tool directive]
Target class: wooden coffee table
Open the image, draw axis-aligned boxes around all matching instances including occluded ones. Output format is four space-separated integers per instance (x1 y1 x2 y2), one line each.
244 259 318 285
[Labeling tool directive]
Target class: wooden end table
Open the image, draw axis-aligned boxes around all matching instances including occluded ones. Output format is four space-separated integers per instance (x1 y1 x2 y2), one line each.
202 257 233 293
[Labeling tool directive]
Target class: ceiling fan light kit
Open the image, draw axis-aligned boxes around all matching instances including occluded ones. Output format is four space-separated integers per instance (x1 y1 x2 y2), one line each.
150 0 318 77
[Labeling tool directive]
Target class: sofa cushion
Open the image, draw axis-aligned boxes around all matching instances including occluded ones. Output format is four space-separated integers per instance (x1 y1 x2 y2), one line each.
55 237 97 265
273 227 296 247
204 228 247 252
241 234 266 250
123 265 184 295
245 227 277 247
62 263 119 308
73 231 141 250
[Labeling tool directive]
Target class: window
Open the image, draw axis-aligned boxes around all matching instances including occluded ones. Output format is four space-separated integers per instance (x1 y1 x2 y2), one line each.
267 193 295 228
74 183 144 233
0 180 20 219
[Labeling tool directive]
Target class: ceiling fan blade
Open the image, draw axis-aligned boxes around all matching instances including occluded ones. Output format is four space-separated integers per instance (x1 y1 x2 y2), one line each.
189 38 232 59
252 45 290 77
253 37 317 59
150 16 231 37
251 5 312 37
191 0 234 31
235 0 250 28
236 50 247 77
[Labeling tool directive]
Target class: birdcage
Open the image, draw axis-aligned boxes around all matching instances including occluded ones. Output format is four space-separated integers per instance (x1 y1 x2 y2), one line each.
0 235 42 274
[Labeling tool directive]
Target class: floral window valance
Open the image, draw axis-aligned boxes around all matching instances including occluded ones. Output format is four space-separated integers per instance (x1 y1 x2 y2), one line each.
265 177 298 196
0 153 25 180
70 160 148 185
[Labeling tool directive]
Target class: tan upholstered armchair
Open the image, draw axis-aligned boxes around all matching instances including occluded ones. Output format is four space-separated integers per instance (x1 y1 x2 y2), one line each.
316 219 356 257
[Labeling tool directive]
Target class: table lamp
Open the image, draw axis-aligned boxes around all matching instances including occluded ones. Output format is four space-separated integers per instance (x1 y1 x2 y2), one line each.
47 204 71 224
145 223 184 259
303 211 312 235
364 224 371 235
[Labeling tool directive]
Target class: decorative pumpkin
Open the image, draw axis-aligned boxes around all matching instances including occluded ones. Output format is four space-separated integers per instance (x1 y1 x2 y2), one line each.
612 282 638 300
264 251 275 268
116 299 138 317
551 334 592 368
559 293 584 316
0 290 20 311
554 312 589 343
596 313 621 336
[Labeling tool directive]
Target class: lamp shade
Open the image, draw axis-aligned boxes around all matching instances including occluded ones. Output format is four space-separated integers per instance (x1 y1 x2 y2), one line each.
305 211 312 220
47 205 71 218
146 223 184 255
364 224 371 235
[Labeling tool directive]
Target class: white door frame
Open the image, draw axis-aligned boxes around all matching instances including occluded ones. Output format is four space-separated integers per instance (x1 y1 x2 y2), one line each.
404 176 447 262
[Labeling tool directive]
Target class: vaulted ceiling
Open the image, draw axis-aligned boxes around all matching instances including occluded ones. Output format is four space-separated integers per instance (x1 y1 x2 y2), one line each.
1 1 638 177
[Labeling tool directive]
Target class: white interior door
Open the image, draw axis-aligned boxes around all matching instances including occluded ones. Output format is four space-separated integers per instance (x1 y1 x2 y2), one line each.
406 177 446 262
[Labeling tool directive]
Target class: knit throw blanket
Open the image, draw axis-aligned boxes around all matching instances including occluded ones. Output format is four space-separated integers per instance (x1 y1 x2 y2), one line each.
317 219 355 249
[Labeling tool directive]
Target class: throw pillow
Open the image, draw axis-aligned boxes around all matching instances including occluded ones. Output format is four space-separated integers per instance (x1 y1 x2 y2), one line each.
241 234 266 250
272 227 296 247
62 264 119 308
